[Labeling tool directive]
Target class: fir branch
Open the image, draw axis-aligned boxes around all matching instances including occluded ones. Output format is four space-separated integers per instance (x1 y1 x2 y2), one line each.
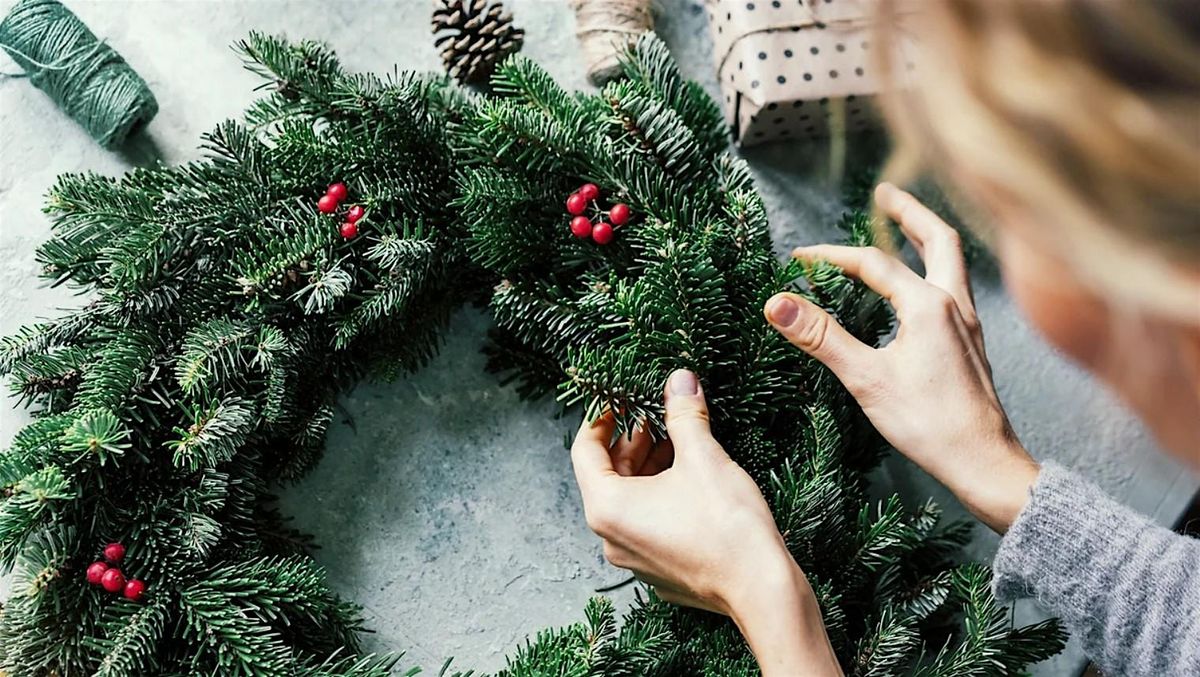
914 564 1066 677
175 319 254 397
605 81 708 186
293 263 354 316
853 606 920 676
2 414 75 473
73 330 158 412
561 344 665 438
332 256 433 349
92 600 169 677
61 410 130 466
0 466 73 566
491 54 579 119
178 586 295 675
0 320 82 376
617 35 727 160
302 650 405 677
168 397 257 471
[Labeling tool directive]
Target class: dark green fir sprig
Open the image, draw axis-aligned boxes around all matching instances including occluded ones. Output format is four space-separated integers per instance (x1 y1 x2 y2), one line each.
0 32 465 676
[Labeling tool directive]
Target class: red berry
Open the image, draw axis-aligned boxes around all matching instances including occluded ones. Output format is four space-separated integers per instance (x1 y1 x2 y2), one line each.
340 221 358 239
326 182 348 202
103 542 125 563
317 194 339 214
609 203 631 226
570 216 592 238
346 205 365 223
123 579 146 602
100 567 126 593
591 221 614 245
566 193 587 216
579 183 600 201
86 561 109 585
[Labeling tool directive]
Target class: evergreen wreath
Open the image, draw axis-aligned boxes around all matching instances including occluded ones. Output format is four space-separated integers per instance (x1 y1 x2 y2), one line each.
0 32 1065 676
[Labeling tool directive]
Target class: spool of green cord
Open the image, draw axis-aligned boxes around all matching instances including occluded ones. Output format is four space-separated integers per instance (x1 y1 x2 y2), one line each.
0 0 158 149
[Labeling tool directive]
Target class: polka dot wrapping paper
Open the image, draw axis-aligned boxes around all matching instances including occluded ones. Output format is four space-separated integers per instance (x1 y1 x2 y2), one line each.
707 0 916 146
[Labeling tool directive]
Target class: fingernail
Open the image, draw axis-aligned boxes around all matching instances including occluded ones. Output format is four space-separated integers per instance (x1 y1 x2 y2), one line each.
668 369 699 396
766 295 799 326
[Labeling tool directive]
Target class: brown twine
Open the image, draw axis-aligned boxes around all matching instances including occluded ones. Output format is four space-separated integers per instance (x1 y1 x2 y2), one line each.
570 0 653 85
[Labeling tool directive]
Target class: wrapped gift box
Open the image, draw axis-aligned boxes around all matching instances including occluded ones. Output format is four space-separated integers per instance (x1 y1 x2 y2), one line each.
707 0 915 146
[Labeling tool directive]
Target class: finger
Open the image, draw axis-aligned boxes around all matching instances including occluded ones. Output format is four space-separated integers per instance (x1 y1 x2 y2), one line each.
793 243 925 305
611 422 653 476
637 439 675 476
764 293 876 387
571 410 618 500
663 369 724 463
875 183 974 311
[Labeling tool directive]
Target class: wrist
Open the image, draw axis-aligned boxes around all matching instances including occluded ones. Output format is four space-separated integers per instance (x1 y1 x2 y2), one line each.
946 439 1040 534
726 552 843 676
724 548 809 620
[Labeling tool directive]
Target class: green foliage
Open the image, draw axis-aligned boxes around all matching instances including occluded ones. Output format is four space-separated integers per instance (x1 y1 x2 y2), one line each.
60 409 130 465
0 32 462 676
495 595 679 677
457 34 1066 675
167 398 257 471
0 29 1063 677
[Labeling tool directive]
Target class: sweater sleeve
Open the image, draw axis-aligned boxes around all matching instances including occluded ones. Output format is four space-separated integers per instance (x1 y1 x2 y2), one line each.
992 461 1200 676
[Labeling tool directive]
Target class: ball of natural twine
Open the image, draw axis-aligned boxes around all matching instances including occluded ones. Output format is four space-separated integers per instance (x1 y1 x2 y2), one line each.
570 0 654 86
0 0 158 149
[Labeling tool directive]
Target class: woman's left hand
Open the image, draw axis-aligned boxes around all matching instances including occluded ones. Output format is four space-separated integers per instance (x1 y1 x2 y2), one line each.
571 369 843 676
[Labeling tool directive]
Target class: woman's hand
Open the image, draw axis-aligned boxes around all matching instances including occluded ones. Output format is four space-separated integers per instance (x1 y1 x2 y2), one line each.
765 183 1039 533
571 369 842 677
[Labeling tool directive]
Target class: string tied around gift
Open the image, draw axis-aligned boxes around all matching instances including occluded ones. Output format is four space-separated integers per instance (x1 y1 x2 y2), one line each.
0 0 158 150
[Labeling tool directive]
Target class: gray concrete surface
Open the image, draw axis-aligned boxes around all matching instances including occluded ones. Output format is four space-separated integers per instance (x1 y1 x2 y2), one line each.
0 1 1194 674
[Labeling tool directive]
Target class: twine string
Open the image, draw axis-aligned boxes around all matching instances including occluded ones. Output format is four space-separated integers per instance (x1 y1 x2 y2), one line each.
0 39 104 77
570 0 653 86
0 0 158 149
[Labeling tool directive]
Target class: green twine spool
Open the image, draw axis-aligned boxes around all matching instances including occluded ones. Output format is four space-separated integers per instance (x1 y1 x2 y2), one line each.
0 0 158 149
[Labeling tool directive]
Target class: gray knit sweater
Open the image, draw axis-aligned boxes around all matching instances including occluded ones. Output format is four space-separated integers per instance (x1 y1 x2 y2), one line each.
992 462 1200 676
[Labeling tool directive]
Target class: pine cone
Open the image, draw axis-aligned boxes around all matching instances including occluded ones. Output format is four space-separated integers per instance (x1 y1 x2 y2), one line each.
432 0 525 84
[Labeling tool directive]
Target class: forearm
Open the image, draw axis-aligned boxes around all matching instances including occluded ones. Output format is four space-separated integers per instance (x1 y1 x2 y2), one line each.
992 462 1200 675
728 559 843 677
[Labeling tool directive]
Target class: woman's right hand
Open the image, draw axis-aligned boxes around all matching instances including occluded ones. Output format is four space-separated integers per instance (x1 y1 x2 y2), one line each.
765 183 1039 533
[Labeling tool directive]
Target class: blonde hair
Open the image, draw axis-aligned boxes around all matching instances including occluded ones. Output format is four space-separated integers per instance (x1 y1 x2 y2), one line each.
873 0 1200 320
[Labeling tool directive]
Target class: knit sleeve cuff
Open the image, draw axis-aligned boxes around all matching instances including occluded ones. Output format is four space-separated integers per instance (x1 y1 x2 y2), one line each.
991 461 1153 603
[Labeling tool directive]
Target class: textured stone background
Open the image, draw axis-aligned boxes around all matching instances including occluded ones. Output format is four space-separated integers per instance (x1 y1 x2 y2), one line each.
0 1 1194 674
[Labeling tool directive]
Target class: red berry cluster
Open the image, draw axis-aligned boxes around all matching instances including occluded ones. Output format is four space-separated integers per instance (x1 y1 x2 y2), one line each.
85 542 145 602
317 182 365 239
565 182 631 246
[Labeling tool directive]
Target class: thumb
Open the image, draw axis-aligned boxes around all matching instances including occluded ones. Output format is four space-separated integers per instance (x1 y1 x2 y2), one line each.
663 369 724 461
764 293 874 383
